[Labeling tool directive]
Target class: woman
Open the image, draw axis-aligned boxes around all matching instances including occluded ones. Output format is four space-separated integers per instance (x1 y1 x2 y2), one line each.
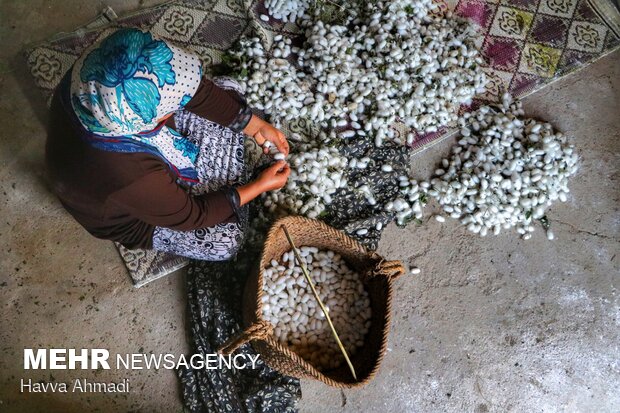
46 28 290 260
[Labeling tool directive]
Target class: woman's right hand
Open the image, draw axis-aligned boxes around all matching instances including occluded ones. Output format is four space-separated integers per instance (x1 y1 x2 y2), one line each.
236 161 290 206
256 161 290 192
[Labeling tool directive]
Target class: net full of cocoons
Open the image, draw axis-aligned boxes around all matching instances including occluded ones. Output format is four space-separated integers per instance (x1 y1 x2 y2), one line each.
235 0 487 146
261 247 371 371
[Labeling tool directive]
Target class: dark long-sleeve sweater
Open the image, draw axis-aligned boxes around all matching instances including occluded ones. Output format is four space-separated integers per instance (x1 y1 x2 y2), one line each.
45 76 249 249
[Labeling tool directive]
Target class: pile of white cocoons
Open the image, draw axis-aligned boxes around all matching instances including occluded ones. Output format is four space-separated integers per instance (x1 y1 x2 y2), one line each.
427 97 579 239
235 35 313 131
263 0 312 23
236 0 487 146
261 247 371 370
263 145 348 218
385 177 429 226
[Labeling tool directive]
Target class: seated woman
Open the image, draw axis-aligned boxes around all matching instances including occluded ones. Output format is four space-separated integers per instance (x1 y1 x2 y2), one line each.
46 28 290 260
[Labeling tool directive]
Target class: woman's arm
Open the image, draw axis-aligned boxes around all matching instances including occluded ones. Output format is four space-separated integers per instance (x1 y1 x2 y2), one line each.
178 78 247 127
109 160 238 231
109 159 290 231
168 77 290 156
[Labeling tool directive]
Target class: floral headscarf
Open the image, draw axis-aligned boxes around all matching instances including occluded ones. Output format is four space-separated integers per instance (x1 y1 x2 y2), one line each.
69 28 203 182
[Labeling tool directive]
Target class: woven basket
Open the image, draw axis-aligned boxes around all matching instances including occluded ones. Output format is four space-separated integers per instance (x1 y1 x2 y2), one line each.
218 216 405 388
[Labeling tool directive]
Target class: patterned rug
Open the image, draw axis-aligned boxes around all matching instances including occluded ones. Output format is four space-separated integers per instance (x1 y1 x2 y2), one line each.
454 0 620 102
25 0 620 285
115 242 189 287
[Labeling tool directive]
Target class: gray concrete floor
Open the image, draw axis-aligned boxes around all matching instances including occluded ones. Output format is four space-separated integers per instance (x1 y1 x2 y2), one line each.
1 2 619 412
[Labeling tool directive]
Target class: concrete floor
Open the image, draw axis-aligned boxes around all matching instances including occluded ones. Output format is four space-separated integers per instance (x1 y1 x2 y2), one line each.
1 2 618 412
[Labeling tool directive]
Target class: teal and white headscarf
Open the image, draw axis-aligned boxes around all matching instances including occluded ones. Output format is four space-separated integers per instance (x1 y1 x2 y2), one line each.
70 28 203 182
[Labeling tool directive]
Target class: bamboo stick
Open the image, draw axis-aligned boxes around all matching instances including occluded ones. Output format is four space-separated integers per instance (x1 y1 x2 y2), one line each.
281 224 357 380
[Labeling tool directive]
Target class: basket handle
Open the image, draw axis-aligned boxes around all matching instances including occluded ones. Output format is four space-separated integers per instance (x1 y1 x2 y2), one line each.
218 320 274 355
372 258 406 281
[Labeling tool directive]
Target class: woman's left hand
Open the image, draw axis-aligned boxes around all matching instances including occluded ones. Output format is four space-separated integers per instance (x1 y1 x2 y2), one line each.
243 115 289 156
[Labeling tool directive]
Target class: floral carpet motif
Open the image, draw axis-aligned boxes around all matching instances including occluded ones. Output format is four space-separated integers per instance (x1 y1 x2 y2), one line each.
452 0 619 103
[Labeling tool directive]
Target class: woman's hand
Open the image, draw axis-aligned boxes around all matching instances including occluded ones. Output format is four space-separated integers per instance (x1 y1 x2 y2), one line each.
236 161 291 205
243 114 289 156
256 160 290 191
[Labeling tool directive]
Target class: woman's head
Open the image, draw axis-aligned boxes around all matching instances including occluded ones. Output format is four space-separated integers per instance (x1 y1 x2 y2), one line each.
70 28 203 136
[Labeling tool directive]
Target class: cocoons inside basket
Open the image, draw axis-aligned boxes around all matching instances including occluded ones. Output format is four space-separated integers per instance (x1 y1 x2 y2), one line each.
261 246 371 371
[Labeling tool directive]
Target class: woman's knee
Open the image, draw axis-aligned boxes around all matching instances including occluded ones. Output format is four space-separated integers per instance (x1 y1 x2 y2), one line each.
152 223 245 261
202 227 244 261
206 242 239 261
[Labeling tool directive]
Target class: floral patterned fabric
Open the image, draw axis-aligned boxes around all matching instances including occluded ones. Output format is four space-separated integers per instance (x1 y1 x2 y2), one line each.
71 28 202 135
70 28 204 182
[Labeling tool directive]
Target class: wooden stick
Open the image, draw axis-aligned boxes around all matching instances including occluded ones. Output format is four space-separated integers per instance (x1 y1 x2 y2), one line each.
280 224 357 380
